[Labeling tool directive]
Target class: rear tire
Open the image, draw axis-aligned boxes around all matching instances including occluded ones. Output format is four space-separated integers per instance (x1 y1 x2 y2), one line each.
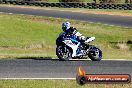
56 46 72 61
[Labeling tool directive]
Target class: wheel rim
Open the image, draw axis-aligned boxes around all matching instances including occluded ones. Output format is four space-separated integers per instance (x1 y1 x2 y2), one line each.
58 46 71 59
90 48 102 60
94 49 102 59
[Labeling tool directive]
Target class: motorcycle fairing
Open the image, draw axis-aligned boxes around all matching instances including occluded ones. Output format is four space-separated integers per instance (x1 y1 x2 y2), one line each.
63 38 80 57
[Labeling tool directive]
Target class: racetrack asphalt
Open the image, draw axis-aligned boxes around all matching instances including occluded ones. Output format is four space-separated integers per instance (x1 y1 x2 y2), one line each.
0 6 132 27
0 58 132 78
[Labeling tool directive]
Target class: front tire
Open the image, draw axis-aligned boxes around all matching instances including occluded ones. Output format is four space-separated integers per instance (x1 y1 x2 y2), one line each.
88 46 102 61
56 46 72 61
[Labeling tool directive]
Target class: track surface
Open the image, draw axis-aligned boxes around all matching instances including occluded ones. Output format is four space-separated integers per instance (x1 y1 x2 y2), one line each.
0 6 132 27
0 59 132 78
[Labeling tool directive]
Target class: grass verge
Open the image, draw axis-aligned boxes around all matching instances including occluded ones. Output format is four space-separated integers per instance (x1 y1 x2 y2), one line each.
0 80 132 88
0 13 131 59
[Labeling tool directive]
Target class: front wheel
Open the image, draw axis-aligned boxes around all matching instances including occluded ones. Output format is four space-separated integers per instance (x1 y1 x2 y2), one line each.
56 46 72 61
88 46 102 61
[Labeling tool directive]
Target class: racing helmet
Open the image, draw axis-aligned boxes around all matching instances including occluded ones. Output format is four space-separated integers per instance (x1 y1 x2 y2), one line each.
62 22 70 31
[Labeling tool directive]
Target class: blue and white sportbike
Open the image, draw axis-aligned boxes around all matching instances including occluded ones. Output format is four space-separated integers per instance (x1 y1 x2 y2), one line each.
56 33 102 61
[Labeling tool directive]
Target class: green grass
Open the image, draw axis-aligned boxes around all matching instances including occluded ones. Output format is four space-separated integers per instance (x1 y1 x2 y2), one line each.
0 80 132 88
0 13 131 59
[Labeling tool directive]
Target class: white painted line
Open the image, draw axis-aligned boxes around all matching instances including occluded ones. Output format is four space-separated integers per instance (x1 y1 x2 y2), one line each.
103 59 132 61
89 21 130 29
0 12 4 14
68 58 132 61
0 78 76 80
8 13 13 14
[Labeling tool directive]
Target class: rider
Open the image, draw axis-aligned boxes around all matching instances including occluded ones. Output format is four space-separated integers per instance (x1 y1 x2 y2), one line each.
61 22 94 58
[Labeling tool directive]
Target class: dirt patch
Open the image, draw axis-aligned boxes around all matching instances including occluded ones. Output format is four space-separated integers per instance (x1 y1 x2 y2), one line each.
116 43 129 50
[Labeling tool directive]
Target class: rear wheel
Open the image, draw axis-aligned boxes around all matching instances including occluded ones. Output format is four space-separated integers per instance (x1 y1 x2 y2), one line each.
88 46 102 61
56 46 72 61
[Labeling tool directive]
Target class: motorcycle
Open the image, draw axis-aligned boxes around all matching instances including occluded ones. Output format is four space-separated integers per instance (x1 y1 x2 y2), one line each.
56 33 102 61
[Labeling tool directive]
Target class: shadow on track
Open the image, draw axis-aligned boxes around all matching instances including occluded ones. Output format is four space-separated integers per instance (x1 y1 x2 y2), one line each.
16 57 91 61
16 57 59 61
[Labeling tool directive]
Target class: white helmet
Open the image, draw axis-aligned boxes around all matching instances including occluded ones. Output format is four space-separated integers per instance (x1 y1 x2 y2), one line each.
62 22 70 31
